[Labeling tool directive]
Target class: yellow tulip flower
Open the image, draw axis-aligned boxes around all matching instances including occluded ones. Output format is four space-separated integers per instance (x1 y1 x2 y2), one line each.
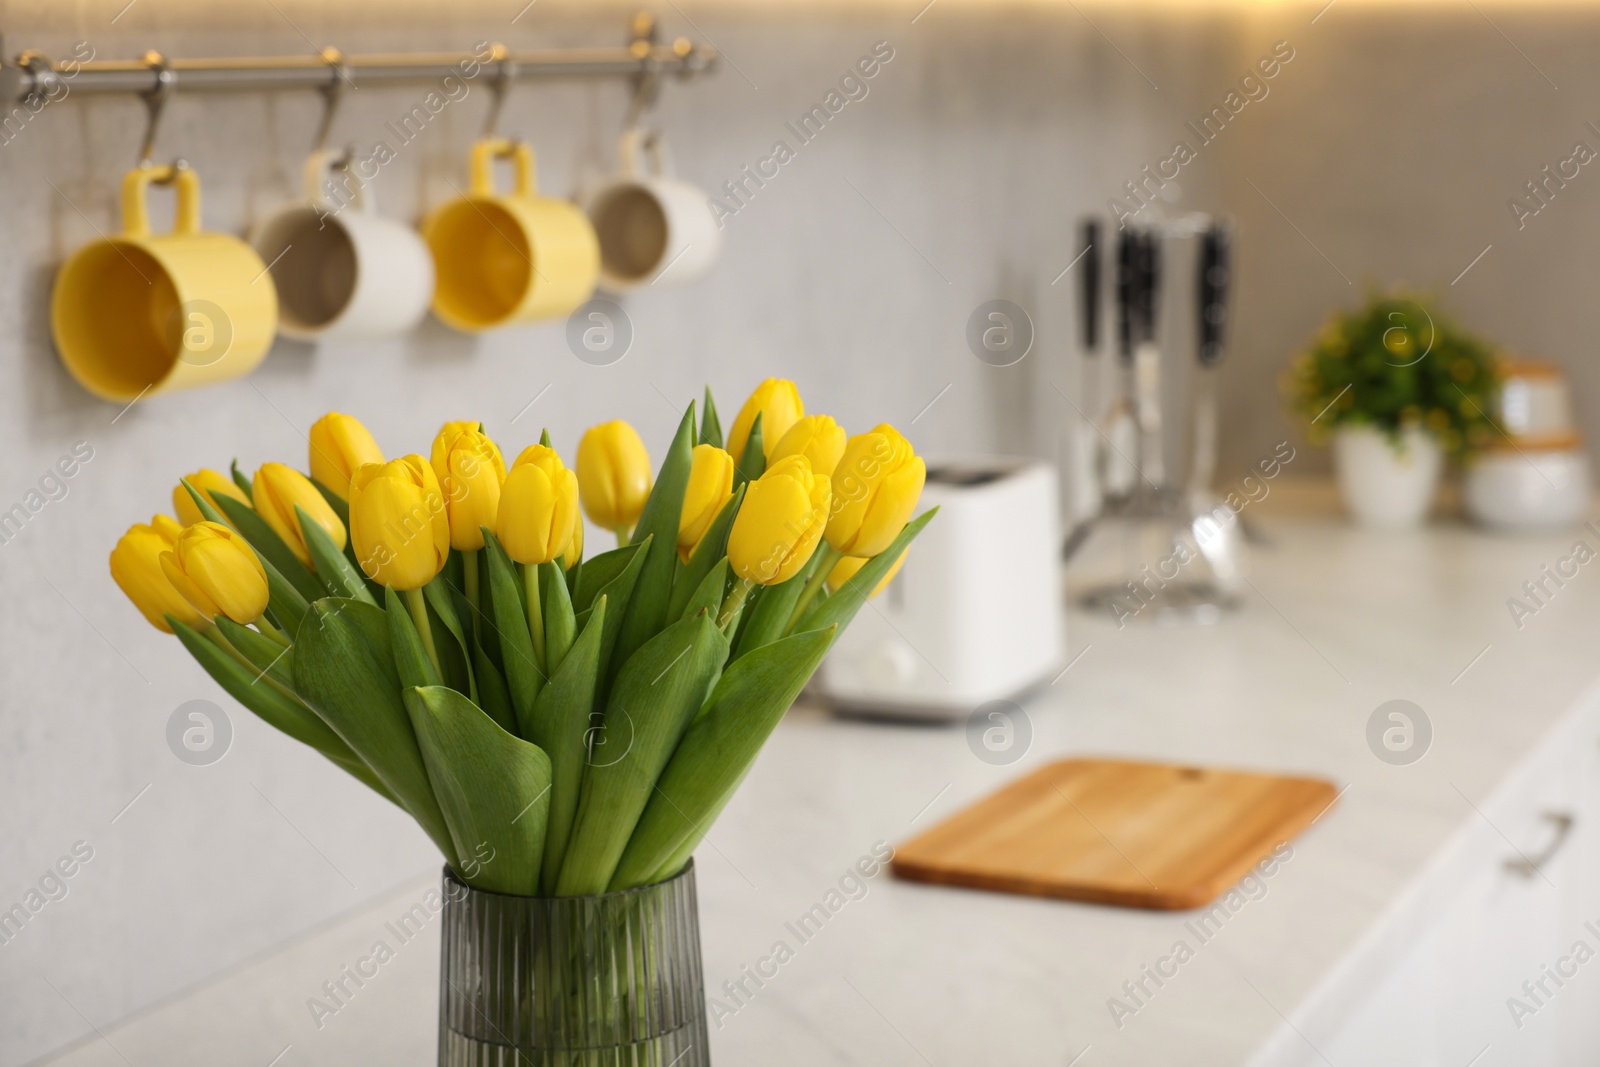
566 513 584 569
110 515 203 632
827 547 908 599
431 425 506 552
309 412 384 501
727 378 803 465
173 469 250 527
727 455 831 585
429 421 481 472
498 445 580 565
160 521 269 624
576 420 652 536
825 424 926 558
253 463 347 568
349 456 450 590
770 415 846 480
678 444 734 561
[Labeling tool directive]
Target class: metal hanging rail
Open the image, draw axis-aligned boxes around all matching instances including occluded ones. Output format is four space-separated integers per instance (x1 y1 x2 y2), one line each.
0 32 716 104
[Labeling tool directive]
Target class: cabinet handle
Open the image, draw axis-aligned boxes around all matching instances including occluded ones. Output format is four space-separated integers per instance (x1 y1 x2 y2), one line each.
1504 811 1575 878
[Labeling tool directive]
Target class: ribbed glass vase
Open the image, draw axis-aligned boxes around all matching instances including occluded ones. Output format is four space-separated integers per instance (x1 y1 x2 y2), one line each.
437 861 710 1067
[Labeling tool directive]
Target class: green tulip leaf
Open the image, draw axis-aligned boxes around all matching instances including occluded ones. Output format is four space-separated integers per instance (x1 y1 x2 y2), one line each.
572 541 641 615
481 531 544 738
612 626 834 889
679 557 730 623
556 610 729 896
170 617 396 806
734 411 765 488
731 565 808 660
181 479 309 633
472 639 517 736
795 508 938 638
542 560 576 677
531 595 607 894
700 387 723 449
422 576 476 700
229 459 254 502
213 616 294 689
613 404 696 684
385 587 443 691
665 483 744 621
293 597 457 865
296 503 376 605
575 534 652 704
212 492 325 604
403 685 551 896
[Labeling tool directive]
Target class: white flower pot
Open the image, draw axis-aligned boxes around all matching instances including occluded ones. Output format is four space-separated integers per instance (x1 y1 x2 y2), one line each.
1333 426 1443 529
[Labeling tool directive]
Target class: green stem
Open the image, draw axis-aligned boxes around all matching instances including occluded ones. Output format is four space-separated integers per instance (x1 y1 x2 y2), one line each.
462 549 480 614
405 587 442 676
523 562 546 669
717 576 756 632
254 615 289 647
785 545 841 635
613 526 630 548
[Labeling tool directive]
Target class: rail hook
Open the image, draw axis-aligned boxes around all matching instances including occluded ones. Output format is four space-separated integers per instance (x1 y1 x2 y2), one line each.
137 50 181 174
623 11 661 131
481 43 516 139
310 47 351 156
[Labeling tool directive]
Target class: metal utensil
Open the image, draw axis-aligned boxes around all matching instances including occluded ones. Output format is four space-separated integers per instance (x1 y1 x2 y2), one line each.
1187 219 1245 592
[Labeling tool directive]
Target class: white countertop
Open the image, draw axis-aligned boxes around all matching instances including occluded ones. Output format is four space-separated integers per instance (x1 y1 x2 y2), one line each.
38 484 1600 1067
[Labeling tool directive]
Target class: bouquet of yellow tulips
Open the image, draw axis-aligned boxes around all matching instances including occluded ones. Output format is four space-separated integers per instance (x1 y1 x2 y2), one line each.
110 380 932 898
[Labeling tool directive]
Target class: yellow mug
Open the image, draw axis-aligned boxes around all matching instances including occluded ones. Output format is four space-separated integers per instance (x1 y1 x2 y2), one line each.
52 165 278 402
422 138 599 333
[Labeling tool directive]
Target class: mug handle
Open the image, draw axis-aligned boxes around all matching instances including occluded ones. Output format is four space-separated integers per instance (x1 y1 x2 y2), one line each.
302 149 372 214
470 138 537 197
617 127 671 179
121 164 201 238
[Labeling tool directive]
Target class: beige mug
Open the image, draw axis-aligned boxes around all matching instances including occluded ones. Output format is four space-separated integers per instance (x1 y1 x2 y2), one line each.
251 150 435 341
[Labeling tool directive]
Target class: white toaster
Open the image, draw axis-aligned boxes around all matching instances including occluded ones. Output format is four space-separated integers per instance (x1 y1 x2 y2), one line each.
817 457 1064 719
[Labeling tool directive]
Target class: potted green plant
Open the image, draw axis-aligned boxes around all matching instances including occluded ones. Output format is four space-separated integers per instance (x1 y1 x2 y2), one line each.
1287 293 1500 528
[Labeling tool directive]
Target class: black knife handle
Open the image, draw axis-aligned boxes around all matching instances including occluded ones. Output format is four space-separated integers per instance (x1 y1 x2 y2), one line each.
1079 218 1101 353
1197 222 1232 367
1116 227 1137 362
1135 230 1162 344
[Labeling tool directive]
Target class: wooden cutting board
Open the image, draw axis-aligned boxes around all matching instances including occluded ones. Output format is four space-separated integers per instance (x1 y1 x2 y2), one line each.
891 758 1338 910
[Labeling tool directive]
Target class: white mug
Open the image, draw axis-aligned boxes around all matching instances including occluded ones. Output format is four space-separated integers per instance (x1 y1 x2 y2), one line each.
584 129 722 293
252 151 435 341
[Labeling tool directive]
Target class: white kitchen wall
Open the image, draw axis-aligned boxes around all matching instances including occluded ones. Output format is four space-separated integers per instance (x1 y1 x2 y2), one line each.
4 0 1597 1063
0 1 1232 1062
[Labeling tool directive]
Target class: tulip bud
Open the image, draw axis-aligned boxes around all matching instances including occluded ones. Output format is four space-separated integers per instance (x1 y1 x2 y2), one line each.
827 547 908 599
678 444 734 561
110 515 203 632
309 412 384 501
253 463 348 568
430 425 506 552
173 469 250 528
728 378 803 465
825 424 926 558
498 445 580 565
770 415 846 479
160 521 270 624
348 457 451 590
727 455 831 585
576 420 652 534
